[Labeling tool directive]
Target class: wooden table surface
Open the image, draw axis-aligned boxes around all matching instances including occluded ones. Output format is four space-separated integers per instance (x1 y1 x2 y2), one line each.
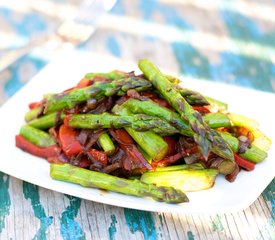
0 0 274 239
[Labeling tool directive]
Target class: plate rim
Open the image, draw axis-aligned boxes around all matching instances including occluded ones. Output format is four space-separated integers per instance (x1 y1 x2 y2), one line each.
0 51 274 214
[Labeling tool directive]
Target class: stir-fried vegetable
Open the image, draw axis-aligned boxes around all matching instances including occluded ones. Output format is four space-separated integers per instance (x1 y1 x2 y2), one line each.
50 163 189 203
15 59 271 204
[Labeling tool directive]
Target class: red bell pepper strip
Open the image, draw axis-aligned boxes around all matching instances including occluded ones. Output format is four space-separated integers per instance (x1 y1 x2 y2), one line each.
139 92 157 99
28 101 42 109
113 129 133 145
88 149 108 165
151 144 201 168
192 106 210 115
163 136 177 156
16 135 61 159
234 153 255 171
76 78 91 88
110 129 152 171
152 98 171 108
48 154 90 168
140 92 171 108
59 124 82 156
152 152 184 168
78 158 91 168
225 164 240 182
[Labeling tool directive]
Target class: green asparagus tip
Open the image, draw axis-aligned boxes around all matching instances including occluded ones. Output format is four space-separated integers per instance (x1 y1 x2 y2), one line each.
50 163 189 203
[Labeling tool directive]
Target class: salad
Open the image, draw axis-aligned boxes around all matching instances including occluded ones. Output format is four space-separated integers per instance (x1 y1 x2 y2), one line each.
15 59 272 203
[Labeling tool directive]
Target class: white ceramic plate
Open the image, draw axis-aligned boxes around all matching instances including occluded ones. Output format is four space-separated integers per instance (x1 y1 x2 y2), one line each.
0 51 274 214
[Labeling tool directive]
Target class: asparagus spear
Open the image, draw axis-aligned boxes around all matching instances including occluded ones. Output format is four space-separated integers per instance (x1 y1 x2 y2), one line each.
85 70 129 80
125 127 168 161
154 163 205 171
28 98 230 133
118 98 235 164
227 113 272 151
138 59 234 161
165 74 228 108
25 107 42 122
19 125 56 148
115 98 266 163
114 98 193 136
164 74 181 84
219 131 267 163
68 113 178 136
50 163 189 203
165 75 210 105
119 98 231 133
137 146 153 163
111 104 169 161
228 113 259 129
240 145 267 163
202 113 231 128
43 76 152 114
28 112 65 129
179 88 210 106
250 130 271 152
205 96 228 111
141 167 218 192
218 131 239 152
98 133 115 156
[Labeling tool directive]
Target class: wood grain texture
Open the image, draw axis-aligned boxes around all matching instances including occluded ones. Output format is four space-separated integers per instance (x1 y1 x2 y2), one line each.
0 175 274 240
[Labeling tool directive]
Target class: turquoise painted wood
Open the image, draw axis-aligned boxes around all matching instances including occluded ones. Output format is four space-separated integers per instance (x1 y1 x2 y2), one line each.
0 0 274 239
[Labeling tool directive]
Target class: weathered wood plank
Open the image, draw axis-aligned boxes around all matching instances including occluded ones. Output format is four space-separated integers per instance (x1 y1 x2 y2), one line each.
210 214 231 239
153 213 172 240
161 213 182 239
0 174 274 240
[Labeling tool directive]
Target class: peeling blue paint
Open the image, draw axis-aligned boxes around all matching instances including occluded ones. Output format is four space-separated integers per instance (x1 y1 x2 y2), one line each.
213 53 275 92
4 55 47 97
137 0 275 93
139 0 192 30
172 37 275 93
187 231 195 240
23 181 53 240
257 218 275 240
106 36 122 57
262 179 275 219
157 214 164 238
108 214 117 240
158 214 163 228
216 10 275 92
60 195 85 240
212 215 224 232
0 173 10 233
124 208 157 240
172 42 211 78
0 7 46 36
220 10 275 48
110 0 126 15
